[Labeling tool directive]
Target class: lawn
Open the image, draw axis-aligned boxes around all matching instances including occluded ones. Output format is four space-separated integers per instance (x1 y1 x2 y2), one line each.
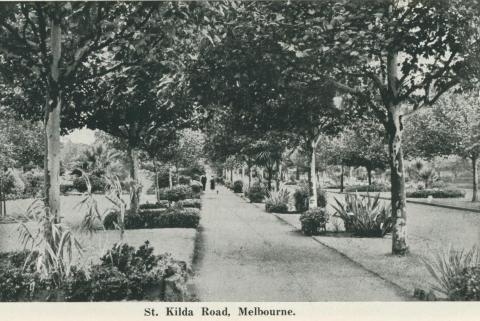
0 193 197 269
272 192 480 296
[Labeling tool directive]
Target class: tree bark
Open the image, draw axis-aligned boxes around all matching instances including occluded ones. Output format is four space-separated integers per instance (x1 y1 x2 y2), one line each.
387 108 408 255
310 143 318 209
367 167 372 186
472 156 478 202
168 167 173 189
153 157 160 203
248 164 252 188
296 166 300 180
44 17 62 222
340 165 344 192
128 146 141 215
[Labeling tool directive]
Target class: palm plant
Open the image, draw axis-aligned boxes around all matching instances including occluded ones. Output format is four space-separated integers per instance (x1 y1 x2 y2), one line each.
332 192 393 237
74 143 122 176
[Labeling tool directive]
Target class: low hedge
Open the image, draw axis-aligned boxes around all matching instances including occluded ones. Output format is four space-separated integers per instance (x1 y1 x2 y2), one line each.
139 201 169 209
345 184 390 193
406 189 466 198
178 199 202 209
105 207 200 230
158 185 195 202
265 203 288 213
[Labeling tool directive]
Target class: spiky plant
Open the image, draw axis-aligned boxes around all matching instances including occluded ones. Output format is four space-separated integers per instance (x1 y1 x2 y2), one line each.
424 246 480 298
332 192 393 237
17 199 83 282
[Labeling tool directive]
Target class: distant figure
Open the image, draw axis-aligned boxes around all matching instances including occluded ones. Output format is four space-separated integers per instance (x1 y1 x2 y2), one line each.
201 176 207 191
210 177 216 190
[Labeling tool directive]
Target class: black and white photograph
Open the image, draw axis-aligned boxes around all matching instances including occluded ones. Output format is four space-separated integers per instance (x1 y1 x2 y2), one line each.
0 1 479 319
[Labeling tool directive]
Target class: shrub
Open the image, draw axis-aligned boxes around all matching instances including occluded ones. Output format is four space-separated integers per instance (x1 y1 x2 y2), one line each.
332 193 393 237
139 201 169 210
190 180 203 194
293 185 327 212
300 208 329 236
64 242 181 301
0 243 185 302
179 163 206 179
158 185 193 202
345 183 390 192
245 182 266 203
1 171 24 197
60 183 74 194
233 180 243 193
224 181 233 190
72 175 106 193
178 175 191 185
152 208 200 228
178 199 202 209
215 177 225 185
424 247 480 301
406 189 465 198
265 189 290 213
23 171 44 197
106 207 200 230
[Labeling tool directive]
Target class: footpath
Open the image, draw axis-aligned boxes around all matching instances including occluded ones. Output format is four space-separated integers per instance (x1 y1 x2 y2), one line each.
190 187 409 301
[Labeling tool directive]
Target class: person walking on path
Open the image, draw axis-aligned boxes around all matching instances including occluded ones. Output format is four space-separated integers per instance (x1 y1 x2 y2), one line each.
201 175 207 191
210 176 216 191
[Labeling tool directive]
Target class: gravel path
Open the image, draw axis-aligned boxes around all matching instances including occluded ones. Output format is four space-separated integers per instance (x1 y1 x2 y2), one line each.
190 187 408 301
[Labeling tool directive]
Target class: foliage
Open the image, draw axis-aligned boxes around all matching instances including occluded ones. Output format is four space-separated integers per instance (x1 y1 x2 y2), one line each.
16 200 83 282
332 193 393 237
345 184 390 193
244 182 267 203
293 184 327 212
72 174 106 193
233 180 243 193
178 199 202 209
406 189 466 199
139 201 169 210
300 208 329 236
424 247 480 300
105 206 200 230
190 180 203 194
265 189 290 213
0 116 44 170
158 185 194 202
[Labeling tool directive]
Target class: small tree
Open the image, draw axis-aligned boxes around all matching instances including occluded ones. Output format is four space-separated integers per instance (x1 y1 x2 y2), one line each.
404 91 480 201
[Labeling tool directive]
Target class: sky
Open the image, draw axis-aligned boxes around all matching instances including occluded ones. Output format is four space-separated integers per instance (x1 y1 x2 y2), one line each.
63 127 95 145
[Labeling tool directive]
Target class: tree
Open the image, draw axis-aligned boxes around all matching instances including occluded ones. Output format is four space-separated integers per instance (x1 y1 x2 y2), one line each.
0 111 45 170
403 91 480 201
268 0 476 254
341 120 388 185
0 2 159 221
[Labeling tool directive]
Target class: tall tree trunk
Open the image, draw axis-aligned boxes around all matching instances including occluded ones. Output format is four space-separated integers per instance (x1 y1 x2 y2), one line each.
153 157 160 203
230 169 233 182
367 167 372 186
387 108 408 255
472 156 478 202
128 146 140 215
275 161 281 191
296 166 300 180
340 165 344 192
44 18 62 222
168 167 173 189
267 168 273 191
248 164 252 188
310 142 318 209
